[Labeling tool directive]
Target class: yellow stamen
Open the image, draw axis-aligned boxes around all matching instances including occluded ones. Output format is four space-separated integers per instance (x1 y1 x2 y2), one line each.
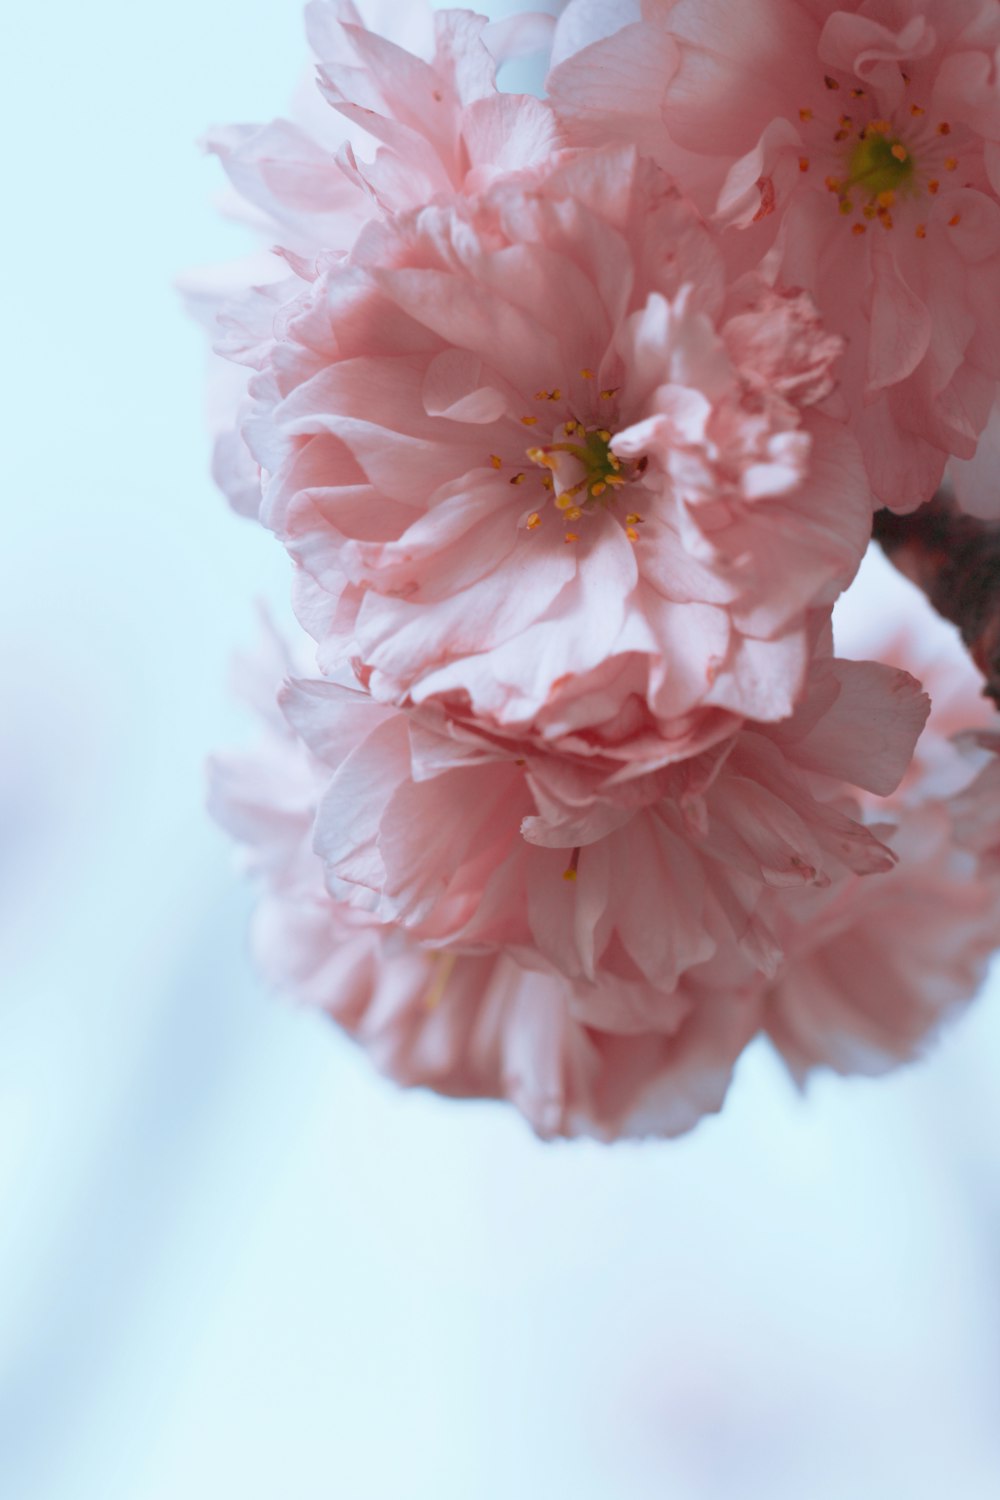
510 472 526 485
526 511 541 530
877 189 895 208
799 156 810 173
945 157 958 171
626 526 639 542
521 415 539 426
799 107 813 122
824 75 840 90
565 506 583 521
591 481 607 497
563 532 579 544
600 388 618 401
489 454 502 469
890 144 908 163
580 367 594 380
949 213 962 227
852 223 867 236
563 848 581 880
626 512 643 525
915 224 927 239
910 104 925 117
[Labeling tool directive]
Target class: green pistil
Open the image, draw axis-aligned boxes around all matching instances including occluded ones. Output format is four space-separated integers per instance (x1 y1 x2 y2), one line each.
847 130 914 197
553 427 624 501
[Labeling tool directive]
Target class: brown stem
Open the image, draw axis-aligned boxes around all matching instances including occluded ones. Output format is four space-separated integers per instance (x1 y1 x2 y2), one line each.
873 491 1000 706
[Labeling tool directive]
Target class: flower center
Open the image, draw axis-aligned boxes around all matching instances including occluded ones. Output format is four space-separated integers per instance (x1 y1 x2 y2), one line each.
526 421 644 541
798 74 964 239
846 128 914 199
491 375 647 543
529 424 625 505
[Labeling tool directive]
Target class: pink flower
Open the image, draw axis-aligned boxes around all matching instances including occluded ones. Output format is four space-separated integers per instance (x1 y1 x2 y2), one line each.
277 637 927 1026
208 622 759 1140
251 147 872 754
767 563 1000 1077
549 0 1000 509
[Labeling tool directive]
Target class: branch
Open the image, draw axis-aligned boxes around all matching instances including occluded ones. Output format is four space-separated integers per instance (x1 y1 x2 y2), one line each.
872 491 1000 706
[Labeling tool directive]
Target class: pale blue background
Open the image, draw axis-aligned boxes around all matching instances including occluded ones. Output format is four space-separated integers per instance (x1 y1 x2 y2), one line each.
2 2 999 1497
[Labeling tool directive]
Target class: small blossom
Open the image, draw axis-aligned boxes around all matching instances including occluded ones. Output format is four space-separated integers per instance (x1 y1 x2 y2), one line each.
549 0 1000 509
251 148 872 755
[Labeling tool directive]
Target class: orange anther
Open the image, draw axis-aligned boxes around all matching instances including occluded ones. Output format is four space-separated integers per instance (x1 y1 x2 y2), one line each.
852 223 867 236
824 75 840 90
489 454 502 469
938 121 952 135
526 512 541 530
799 156 810 172
891 144 908 163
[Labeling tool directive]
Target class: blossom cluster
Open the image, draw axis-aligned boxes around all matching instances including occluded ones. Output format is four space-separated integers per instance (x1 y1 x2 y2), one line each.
200 0 1000 1139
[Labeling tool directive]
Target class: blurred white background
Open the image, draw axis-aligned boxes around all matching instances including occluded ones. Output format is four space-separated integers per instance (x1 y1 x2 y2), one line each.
2 2 999 1497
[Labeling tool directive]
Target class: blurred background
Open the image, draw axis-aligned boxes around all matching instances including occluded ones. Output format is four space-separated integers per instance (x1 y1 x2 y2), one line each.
2 1 1000 1496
